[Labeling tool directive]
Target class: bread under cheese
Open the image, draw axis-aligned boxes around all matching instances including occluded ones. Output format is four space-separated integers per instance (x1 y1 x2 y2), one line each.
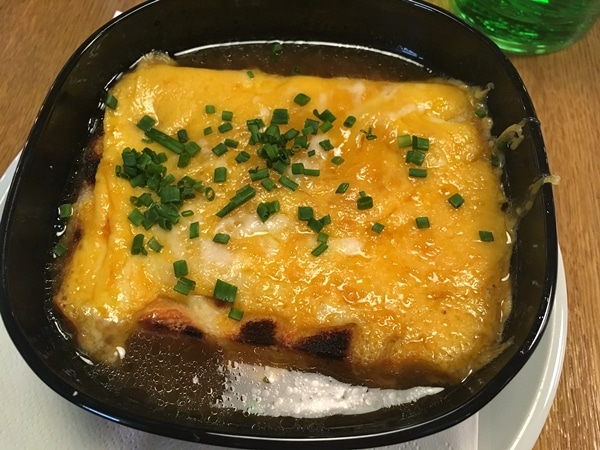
54 57 513 388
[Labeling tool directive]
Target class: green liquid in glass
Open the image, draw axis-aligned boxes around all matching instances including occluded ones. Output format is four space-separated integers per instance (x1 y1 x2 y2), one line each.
451 0 600 54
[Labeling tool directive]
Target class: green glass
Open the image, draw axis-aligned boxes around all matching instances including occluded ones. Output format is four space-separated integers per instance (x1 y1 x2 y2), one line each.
451 0 600 54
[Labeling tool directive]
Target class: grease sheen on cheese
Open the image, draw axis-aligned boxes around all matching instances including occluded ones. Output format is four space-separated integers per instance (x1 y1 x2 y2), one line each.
55 57 513 387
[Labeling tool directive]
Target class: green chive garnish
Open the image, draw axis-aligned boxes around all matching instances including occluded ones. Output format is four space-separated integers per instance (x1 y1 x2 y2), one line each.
479 230 494 242
213 233 231 244
247 70 255 78
412 136 430 151
319 139 334 151
294 93 311 106
205 105 216 114
261 178 277 192
221 110 233 121
53 242 68 257
214 167 227 182
105 94 118 110
397 134 412 148
218 122 233 133
271 108 289 125
228 307 244 321
357 196 374 210
213 279 238 303
408 168 427 178
131 234 147 255
311 242 328 257
298 206 314 221
58 203 73 219
235 151 251 163
335 182 349 194
174 277 196 295
136 115 156 132
343 116 356 128
173 259 189 278
416 216 430 229
147 237 163 252
203 126 213 136
189 222 200 239
448 193 465 209
372 222 385 233
331 156 345 165
279 176 299 191
212 143 228 156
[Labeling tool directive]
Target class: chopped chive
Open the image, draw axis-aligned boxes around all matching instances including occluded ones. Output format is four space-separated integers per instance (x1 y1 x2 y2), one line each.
319 121 333 132
228 307 244 321
184 141 200 156
173 277 196 295
221 110 234 121
272 42 283 55
271 108 289 125
218 122 233 133
147 236 163 253
475 108 487 118
335 182 350 194
58 203 73 219
278 175 299 191
178 153 191 168
105 94 118 110
261 178 277 192
159 185 181 203
215 185 256 218
317 232 329 243
479 230 494 242
406 150 426 166
203 126 213 136
357 196 374 210
257 200 280 222
224 138 239 148
412 135 430 151
319 214 332 226
416 216 430 229
298 206 314 221
212 143 229 156
283 128 299 141
397 134 412 148
448 193 465 209
247 70 255 78
177 129 189 143
343 116 356 128
311 242 328 257
53 241 68 257
213 279 238 303
136 115 156 132
272 160 287 174
307 217 324 233
235 151 251 163
214 167 227 182
408 168 427 178
181 210 194 217
293 135 309 149
145 127 186 154
319 139 334 151
372 222 385 233
331 156 345 165
131 234 147 255
189 221 200 239
291 162 305 174
249 167 270 181
173 259 189 278
205 105 216 114
360 127 377 140
294 93 311 106
314 109 336 123
213 233 231 244
128 208 145 226
307 149 316 157
203 187 216 201
302 167 320 177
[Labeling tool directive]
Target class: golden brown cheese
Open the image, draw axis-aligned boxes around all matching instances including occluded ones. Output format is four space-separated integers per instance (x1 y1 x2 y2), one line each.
55 58 513 388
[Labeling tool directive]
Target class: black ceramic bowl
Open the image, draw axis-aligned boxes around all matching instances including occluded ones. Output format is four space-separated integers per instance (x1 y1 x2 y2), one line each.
0 0 557 448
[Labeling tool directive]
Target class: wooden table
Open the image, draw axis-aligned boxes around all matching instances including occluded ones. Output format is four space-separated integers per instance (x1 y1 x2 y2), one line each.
1 1 598 448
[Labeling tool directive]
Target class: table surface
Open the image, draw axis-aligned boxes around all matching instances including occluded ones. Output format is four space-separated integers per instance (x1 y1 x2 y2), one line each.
1 1 598 449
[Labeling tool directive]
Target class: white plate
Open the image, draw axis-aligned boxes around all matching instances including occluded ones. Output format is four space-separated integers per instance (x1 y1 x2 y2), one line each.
0 154 567 449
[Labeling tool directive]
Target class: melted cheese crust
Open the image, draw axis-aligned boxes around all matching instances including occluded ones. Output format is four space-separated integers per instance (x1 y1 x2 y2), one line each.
55 59 513 385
